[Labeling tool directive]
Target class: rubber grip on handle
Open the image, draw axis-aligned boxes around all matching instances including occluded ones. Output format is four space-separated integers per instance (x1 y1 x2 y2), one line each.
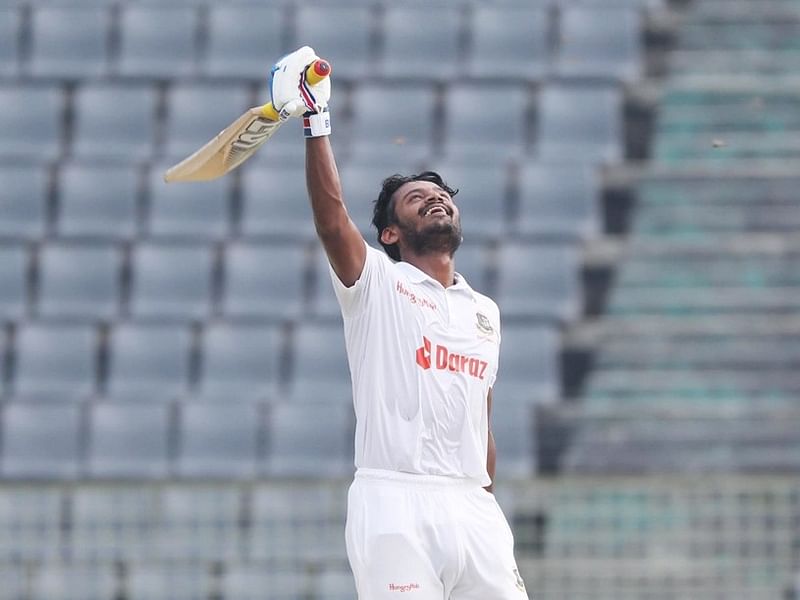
260 59 331 121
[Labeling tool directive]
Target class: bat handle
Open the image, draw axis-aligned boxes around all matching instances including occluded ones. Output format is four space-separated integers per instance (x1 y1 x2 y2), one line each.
260 59 332 121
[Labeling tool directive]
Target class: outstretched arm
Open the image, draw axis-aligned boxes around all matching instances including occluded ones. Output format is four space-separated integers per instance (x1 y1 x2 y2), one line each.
306 136 366 287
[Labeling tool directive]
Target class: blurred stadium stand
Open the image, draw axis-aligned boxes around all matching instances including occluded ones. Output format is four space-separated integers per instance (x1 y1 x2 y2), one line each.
1 0 799 598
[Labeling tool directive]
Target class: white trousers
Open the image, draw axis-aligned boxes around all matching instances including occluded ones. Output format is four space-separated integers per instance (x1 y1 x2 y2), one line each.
345 468 530 600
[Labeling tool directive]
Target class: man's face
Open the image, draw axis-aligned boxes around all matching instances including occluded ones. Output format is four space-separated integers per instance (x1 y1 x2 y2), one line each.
386 180 462 257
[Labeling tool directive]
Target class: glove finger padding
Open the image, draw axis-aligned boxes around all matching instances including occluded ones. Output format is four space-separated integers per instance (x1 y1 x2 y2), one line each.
270 46 331 120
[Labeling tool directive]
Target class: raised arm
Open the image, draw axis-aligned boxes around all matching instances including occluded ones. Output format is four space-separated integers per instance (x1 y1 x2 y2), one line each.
306 136 366 287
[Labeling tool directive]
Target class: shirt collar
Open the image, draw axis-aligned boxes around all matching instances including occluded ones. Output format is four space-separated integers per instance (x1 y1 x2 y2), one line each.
395 260 476 298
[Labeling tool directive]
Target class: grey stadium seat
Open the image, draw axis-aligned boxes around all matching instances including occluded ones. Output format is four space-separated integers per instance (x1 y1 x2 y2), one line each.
221 566 308 600
175 402 261 479
0 165 49 241
71 83 158 161
162 82 252 161
116 6 198 78
204 5 286 79
69 487 159 562
0 487 63 562
86 403 170 479
288 322 351 402
126 564 215 600
105 322 192 402
239 165 316 240
30 564 117 600
349 83 437 163
36 243 121 321
491 402 537 477
56 164 139 240
29 6 110 79
517 162 600 239
466 6 550 81
0 8 21 77
441 82 531 162
154 487 242 562
265 402 354 477
537 83 623 164
128 242 214 321
379 6 462 80
12 323 97 401
423 161 510 239
494 241 582 322
0 84 64 161
221 242 307 320
310 247 342 319
294 5 372 80
146 165 231 241
0 245 27 322
555 6 642 82
1 403 82 480
491 324 561 404
197 322 280 402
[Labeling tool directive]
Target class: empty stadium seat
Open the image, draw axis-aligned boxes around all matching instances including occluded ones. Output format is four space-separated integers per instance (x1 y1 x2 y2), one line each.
30 564 117 600
71 83 158 161
29 6 109 79
349 83 437 162
453 241 491 293
126 564 215 600
12 323 97 400
288 322 351 402
1 403 82 479
0 8 20 77
466 6 550 80
0 245 28 322
69 486 159 562
294 5 372 80
36 243 120 321
221 242 307 320
555 7 642 81
105 323 193 402
266 402 354 477
422 161 510 239
494 242 582 322
0 487 63 562
146 165 231 241
221 566 309 600
175 402 261 479
128 242 214 321
517 162 600 239
162 82 252 161
492 402 538 476
197 322 280 402
441 82 531 162
491 324 561 403
86 403 171 479
239 165 316 240
248 484 347 563
0 84 64 161
316 568 358 600
310 248 342 319
116 6 198 78
380 6 462 80
56 163 139 240
154 487 243 562
204 5 286 79
537 83 623 163
0 164 49 241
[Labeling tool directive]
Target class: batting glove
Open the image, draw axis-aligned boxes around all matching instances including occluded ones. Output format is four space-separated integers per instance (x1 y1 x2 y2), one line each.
269 46 331 123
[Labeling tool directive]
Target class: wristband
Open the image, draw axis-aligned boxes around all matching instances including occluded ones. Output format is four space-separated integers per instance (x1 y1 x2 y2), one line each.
303 107 331 138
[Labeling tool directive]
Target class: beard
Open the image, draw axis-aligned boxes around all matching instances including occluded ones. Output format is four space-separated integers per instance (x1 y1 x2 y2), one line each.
397 216 463 258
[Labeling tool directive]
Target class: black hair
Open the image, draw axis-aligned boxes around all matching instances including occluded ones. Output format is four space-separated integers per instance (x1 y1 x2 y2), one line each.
371 171 458 261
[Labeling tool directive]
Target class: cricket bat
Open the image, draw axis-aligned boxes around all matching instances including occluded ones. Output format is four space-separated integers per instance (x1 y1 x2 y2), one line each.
164 59 331 183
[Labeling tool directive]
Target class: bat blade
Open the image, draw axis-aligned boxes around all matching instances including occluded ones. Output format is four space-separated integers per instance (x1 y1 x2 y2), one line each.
164 107 281 183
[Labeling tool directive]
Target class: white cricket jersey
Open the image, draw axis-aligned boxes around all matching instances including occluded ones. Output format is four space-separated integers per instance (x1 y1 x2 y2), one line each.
330 243 501 487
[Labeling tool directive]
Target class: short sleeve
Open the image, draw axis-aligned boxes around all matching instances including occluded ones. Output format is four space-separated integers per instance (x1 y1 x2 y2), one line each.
328 242 392 318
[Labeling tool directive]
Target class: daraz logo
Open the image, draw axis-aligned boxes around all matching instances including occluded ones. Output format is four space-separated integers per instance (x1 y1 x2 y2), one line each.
415 336 488 380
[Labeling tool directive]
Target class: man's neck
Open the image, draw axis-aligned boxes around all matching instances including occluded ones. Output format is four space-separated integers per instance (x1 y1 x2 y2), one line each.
402 252 456 288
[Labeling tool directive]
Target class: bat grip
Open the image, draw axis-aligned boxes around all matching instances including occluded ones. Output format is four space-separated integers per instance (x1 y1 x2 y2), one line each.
260 59 331 121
